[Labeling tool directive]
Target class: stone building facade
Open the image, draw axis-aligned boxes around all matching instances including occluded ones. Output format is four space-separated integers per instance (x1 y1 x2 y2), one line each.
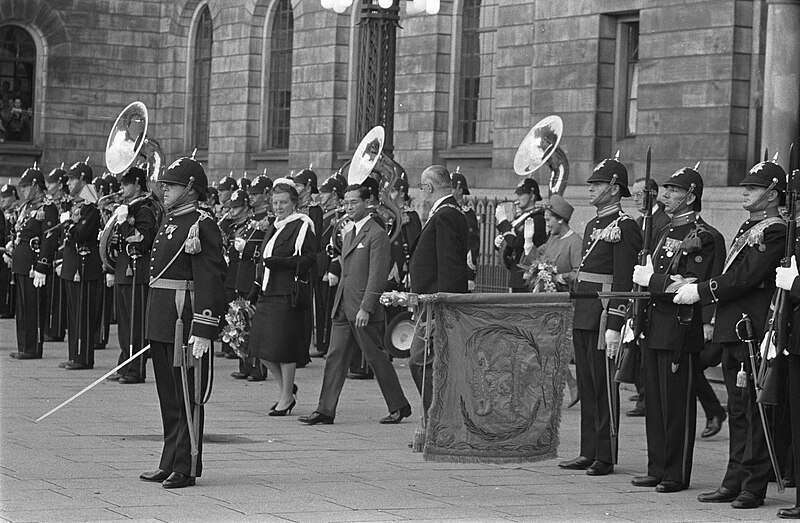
0 0 798 242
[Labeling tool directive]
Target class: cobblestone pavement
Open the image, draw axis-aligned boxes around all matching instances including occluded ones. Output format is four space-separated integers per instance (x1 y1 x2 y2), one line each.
0 318 794 522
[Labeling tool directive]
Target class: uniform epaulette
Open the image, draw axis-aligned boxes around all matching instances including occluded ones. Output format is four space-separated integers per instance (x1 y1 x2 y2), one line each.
197 209 212 221
619 212 634 222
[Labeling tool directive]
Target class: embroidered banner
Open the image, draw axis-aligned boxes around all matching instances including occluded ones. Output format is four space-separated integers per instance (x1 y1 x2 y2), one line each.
422 293 574 463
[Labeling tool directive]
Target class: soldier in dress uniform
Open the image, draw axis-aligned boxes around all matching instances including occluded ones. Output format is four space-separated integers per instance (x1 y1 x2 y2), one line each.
673 159 787 509
93 176 114 350
630 166 720 493
60 160 102 370
311 175 345 357
9 167 58 359
221 189 250 368
775 191 800 519
0 182 19 318
559 157 642 476
140 157 226 489
232 174 273 380
495 178 547 292
293 168 321 368
451 170 479 292
217 174 237 214
43 166 69 340
110 167 159 384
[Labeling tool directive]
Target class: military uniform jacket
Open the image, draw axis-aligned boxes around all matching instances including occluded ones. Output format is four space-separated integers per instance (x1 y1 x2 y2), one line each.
635 205 671 252
697 217 786 343
114 196 159 285
316 208 340 279
147 204 227 344
409 195 468 294
645 215 719 352
11 199 58 275
60 202 102 282
388 208 421 290
787 237 800 356
573 206 642 332
224 216 249 291
234 209 272 294
503 209 547 288
464 206 480 281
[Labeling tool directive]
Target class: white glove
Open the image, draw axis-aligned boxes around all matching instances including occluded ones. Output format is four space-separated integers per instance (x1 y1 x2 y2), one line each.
523 217 535 243
59 211 71 224
105 273 115 287
703 323 714 342
495 205 507 224
632 254 654 287
776 255 798 291
4 240 12 252
2 253 11 268
494 234 505 249
468 280 476 292
673 283 700 305
327 273 339 286
55 263 62 276
114 204 129 225
189 336 211 359
605 329 621 358
32 270 46 288
234 237 246 252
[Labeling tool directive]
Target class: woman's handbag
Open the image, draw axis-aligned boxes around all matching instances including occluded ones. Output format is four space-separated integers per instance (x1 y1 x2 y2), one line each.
290 258 311 310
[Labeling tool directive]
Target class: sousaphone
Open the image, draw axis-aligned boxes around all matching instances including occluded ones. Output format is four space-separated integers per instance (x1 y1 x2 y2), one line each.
513 115 569 196
99 101 166 272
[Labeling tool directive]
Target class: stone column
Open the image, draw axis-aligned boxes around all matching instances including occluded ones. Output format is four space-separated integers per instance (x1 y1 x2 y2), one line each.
761 0 800 163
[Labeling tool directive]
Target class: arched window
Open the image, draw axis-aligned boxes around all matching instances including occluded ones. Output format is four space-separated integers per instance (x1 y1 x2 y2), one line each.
0 26 36 143
191 7 213 152
267 0 293 150
457 0 496 145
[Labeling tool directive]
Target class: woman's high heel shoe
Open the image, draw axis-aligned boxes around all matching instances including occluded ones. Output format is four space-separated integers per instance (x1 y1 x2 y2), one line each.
269 399 296 416
270 384 298 412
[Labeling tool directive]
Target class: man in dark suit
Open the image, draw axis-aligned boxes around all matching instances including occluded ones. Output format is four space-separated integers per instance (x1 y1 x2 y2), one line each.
674 159 786 509
298 184 411 426
408 165 469 412
627 177 671 417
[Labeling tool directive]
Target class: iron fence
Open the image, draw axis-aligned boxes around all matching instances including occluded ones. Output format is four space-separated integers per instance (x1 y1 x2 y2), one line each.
467 196 513 293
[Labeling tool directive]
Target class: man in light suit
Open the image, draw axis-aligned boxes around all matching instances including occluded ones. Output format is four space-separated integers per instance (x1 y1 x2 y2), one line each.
408 165 469 412
298 184 412 425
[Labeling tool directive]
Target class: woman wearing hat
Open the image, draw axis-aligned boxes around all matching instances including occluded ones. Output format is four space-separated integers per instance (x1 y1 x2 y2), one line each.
521 194 582 407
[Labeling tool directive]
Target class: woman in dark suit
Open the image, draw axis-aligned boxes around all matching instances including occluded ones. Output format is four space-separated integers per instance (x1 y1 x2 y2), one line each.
249 181 316 415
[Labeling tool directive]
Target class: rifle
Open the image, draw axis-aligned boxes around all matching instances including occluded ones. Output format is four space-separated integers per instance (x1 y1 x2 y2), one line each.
615 146 652 383
758 141 797 405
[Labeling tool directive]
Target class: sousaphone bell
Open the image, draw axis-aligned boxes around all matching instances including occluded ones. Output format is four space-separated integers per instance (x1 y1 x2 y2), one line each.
513 115 569 196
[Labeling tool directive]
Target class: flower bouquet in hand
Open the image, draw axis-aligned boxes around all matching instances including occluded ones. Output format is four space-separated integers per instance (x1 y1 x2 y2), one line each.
221 298 256 358
524 260 560 293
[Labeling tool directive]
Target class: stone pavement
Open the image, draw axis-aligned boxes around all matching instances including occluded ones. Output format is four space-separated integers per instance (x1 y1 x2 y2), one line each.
0 318 794 522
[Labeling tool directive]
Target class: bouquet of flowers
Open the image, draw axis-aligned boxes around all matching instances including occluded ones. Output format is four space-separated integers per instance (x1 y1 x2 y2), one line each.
221 298 255 358
524 260 559 293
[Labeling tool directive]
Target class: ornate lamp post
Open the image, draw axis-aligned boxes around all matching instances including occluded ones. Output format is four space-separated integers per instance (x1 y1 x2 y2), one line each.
320 0 440 158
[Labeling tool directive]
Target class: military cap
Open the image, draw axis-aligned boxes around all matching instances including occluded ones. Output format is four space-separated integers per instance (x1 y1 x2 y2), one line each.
361 176 380 199
587 157 631 197
0 183 18 198
218 175 237 192
228 189 250 208
19 166 45 189
740 160 786 193
247 174 273 194
159 157 208 201
66 160 93 183
319 176 345 198
294 168 319 194
206 186 219 205
92 177 111 197
238 175 251 192
450 171 470 195
664 167 704 209
515 177 540 197
394 176 410 195
46 165 67 185
119 166 147 192
546 194 574 222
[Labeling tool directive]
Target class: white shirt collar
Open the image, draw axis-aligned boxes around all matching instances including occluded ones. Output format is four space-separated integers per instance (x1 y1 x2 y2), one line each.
354 214 371 235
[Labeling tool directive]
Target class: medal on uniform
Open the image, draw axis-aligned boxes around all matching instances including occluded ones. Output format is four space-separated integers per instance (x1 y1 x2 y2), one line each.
165 224 178 240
